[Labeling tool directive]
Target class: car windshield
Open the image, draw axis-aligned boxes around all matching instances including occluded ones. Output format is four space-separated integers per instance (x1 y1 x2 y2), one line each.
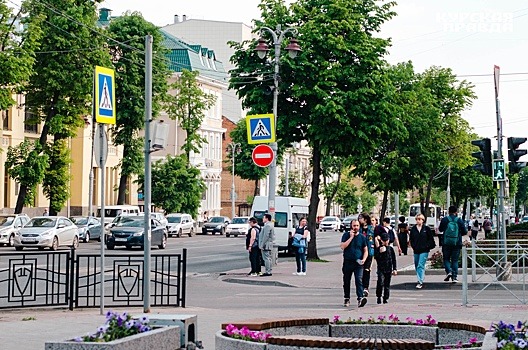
209 217 224 223
26 218 56 227
231 218 248 224
0 216 15 226
167 217 181 223
116 218 143 227
322 217 336 222
71 217 88 225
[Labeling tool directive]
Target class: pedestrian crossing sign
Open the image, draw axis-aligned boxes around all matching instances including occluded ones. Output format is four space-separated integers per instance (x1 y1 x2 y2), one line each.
246 114 275 144
94 66 116 124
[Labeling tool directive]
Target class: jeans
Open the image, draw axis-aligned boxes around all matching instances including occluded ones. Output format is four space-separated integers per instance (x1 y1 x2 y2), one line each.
376 271 392 301
342 260 364 300
295 249 306 273
261 249 272 274
413 252 429 284
362 255 373 291
442 245 461 279
249 247 261 274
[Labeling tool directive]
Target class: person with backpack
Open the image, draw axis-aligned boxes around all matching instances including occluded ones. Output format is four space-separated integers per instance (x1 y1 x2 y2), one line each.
292 217 310 276
246 217 262 276
483 216 493 238
438 206 468 283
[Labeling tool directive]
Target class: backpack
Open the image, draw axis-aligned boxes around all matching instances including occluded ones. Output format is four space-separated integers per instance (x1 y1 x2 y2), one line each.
443 216 459 246
473 220 479 228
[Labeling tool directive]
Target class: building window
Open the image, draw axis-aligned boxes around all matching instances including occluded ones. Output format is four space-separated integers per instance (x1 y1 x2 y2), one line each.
2 110 10 130
24 110 38 133
210 134 214 159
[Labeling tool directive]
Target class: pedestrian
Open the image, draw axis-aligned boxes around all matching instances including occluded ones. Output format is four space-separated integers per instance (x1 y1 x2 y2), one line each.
292 217 309 276
371 217 378 227
483 216 492 238
438 206 468 283
43 208 49 216
470 217 479 241
375 217 402 255
374 232 397 304
409 213 435 289
436 215 444 247
259 213 274 276
246 217 261 276
340 219 368 308
397 216 409 255
358 213 375 297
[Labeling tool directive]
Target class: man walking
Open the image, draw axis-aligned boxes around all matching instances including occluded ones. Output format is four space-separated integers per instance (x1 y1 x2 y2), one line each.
438 206 468 283
259 213 275 276
340 219 368 308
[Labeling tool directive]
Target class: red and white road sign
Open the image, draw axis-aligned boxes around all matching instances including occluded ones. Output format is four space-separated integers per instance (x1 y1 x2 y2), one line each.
252 144 274 167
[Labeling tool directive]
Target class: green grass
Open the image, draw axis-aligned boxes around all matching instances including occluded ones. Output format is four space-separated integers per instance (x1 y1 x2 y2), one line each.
308 258 330 263
22 316 36 321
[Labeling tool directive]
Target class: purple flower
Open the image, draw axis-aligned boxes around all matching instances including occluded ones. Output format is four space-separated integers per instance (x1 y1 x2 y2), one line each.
333 315 340 323
125 320 135 329
73 337 83 342
469 337 478 344
405 317 414 323
240 326 251 337
518 321 524 329
415 319 424 325
140 316 149 324
377 315 386 321
225 324 237 335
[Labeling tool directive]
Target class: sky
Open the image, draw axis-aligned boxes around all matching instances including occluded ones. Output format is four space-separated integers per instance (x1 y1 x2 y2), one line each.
99 0 527 156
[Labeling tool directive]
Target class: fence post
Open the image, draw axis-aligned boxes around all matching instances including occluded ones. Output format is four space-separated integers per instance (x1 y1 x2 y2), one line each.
181 248 187 308
471 240 476 282
69 247 76 311
462 245 468 306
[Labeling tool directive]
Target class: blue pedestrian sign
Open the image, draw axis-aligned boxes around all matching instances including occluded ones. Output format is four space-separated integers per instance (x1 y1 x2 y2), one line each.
94 66 116 124
246 114 275 144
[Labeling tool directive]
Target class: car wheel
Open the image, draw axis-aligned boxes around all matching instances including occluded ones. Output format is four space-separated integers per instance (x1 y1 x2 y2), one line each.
15 246 23 251
125 245 132 250
188 228 193 237
71 236 79 250
8 234 14 247
50 237 59 251
107 244 115 250
158 235 167 249
96 236 101 242
235 234 239 237
38 247 45 251
226 233 230 237
84 232 90 243
178 228 182 238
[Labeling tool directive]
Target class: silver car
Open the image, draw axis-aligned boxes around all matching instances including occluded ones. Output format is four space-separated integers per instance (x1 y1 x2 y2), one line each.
70 216 103 242
0 214 30 246
13 216 79 251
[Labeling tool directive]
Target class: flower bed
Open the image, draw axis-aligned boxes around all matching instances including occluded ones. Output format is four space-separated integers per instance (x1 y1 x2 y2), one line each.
492 320 528 349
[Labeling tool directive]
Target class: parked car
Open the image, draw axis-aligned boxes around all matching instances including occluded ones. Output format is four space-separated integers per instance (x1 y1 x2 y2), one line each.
151 212 168 228
201 216 231 235
0 213 30 246
319 216 341 232
166 213 194 237
70 216 103 242
106 215 167 250
226 217 250 238
13 216 79 251
522 216 528 223
339 215 358 232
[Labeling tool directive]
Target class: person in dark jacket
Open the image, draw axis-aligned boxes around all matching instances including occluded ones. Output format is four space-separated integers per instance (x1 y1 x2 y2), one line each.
358 213 375 298
374 232 397 304
409 213 435 289
438 206 468 283
340 220 368 308
246 217 261 276
397 216 409 255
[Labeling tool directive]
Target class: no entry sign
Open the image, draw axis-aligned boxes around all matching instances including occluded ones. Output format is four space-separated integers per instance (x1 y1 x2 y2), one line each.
252 144 274 167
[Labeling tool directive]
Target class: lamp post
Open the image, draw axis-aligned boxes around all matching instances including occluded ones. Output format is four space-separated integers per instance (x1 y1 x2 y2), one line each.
227 142 241 219
255 25 301 218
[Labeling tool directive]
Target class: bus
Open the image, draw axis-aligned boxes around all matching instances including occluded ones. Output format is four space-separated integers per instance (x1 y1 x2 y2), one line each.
407 203 442 230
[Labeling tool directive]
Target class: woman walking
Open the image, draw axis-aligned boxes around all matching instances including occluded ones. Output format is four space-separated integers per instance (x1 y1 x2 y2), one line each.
293 217 310 276
397 216 409 255
409 214 435 289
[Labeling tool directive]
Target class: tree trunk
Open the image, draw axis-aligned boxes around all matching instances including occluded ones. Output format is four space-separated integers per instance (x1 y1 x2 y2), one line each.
462 197 468 219
325 197 331 216
117 173 127 205
14 186 28 214
380 189 389 221
307 142 321 260
253 179 259 197
325 172 341 216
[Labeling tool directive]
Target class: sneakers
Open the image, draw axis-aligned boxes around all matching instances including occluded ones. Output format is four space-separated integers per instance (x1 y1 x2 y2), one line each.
444 273 452 282
250 273 258 277
383 299 388 304
377 297 381 304
293 272 307 276
363 289 369 297
452 278 459 283
358 297 367 308
344 298 350 307
416 283 423 289
257 272 263 276
261 273 272 277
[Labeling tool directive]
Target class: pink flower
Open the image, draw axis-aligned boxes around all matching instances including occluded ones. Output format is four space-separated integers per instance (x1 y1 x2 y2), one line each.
415 319 424 325
240 326 251 337
406 317 414 323
333 315 340 323
469 337 478 344
225 324 237 335
377 315 386 321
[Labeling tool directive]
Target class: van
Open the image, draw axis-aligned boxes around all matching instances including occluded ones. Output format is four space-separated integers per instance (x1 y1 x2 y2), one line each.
407 203 441 230
250 196 309 252
97 205 141 224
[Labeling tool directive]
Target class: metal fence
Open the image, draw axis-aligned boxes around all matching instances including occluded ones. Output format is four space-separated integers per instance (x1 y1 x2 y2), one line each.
462 240 528 306
0 249 187 310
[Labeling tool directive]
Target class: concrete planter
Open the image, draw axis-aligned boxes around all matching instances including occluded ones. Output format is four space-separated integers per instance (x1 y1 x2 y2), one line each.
44 326 180 350
215 330 267 350
330 323 437 343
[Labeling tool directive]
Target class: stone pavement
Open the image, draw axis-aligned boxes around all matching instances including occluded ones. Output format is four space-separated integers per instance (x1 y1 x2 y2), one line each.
1 248 527 349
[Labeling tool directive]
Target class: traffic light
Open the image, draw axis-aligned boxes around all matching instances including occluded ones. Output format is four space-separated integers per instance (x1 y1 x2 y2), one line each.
471 138 492 176
507 137 527 174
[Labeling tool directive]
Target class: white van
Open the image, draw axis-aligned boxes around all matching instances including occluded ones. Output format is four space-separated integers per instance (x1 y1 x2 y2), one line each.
407 203 442 230
97 205 141 224
250 196 309 252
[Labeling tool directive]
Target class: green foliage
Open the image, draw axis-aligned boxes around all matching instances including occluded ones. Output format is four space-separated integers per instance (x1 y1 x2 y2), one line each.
165 69 216 161
137 155 205 217
5 140 48 206
42 139 71 214
515 168 528 211
435 166 493 209
278 166 308 198
334 180 359 214
359 190 377 214
107 12 170 203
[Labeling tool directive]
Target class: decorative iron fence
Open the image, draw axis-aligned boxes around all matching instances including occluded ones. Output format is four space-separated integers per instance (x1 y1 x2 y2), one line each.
0 249 186 310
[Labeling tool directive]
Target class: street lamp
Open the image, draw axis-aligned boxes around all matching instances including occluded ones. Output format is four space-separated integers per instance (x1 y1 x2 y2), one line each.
254 25 301 218
227 142 241 219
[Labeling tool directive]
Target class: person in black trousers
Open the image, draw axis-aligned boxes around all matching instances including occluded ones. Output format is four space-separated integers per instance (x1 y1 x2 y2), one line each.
397 216 409 255
374 232 397 304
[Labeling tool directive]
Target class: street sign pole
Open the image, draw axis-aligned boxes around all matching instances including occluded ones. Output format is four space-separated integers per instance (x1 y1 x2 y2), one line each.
98 124 106 316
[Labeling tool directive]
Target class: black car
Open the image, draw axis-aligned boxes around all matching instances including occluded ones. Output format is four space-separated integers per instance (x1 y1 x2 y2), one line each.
339 215 358 232
106 216 167 250
201 216 231 235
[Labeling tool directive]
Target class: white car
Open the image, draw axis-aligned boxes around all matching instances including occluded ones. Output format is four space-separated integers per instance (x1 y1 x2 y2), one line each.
150 212 168 228
13 216 79 251
166 213 194 237
226 217 251 238
319 216 342 232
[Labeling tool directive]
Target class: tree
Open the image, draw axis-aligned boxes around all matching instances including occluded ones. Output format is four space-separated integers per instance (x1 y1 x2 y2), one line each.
165 69 216 161
229 119 269 196
107 12 170 204
278 164 310 198
229 0 396 259
20 0 111 214
0 0 41 111
136 155 205 217
5 140 48 207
